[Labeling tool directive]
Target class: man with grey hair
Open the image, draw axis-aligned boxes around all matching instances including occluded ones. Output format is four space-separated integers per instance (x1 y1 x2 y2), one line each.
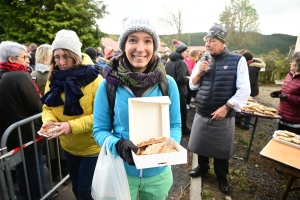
188 24 250 194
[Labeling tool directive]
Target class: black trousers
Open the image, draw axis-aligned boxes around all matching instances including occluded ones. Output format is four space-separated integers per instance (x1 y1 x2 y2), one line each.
198 155 228 179
179 94 188 131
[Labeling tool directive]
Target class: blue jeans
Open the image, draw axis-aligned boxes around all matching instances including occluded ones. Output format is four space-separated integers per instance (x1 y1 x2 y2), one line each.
64 150 98 200
236 115 252 128
16 148 46 200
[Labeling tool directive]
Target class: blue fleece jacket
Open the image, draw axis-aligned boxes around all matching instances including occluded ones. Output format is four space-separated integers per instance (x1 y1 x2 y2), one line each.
93 75 181 177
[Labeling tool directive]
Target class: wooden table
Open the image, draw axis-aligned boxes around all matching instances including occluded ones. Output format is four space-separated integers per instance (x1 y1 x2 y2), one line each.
260 138 300 200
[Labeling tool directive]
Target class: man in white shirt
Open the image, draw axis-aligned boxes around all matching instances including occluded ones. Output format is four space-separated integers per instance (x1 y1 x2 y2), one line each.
188 24 250 194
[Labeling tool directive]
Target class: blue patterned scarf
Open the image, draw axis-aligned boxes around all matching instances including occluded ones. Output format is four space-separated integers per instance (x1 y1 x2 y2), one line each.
41 65 100 116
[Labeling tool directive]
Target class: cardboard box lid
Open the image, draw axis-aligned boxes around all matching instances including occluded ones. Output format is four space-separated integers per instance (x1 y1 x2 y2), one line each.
128 96 171 144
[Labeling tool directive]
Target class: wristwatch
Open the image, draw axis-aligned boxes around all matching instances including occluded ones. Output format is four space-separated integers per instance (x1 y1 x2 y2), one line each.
225 103 232 111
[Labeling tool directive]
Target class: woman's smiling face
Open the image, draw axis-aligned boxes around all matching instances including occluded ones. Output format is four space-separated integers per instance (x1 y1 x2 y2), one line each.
124 31 154 72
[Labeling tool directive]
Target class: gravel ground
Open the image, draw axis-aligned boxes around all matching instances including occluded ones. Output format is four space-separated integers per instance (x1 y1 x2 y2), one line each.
167 108 195 200
168 84 300 200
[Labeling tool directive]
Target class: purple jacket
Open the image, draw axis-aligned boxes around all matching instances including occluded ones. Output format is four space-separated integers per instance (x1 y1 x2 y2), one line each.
278 71 300 124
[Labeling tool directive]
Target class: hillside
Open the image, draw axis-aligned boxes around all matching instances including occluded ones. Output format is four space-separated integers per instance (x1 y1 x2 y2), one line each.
158 33 297 55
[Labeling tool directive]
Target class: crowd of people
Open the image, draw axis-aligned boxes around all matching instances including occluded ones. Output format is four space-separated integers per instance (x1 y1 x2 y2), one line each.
0 14 299 200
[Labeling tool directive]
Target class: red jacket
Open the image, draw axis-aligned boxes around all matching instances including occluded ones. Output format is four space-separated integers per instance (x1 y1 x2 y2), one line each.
278 71 300 124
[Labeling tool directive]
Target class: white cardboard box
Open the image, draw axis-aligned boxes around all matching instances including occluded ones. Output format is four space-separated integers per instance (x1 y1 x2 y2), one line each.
128 96 187 169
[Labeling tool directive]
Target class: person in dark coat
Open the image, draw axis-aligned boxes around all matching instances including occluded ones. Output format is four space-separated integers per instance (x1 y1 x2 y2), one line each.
165 39 191 135
84 47 104 76
29 43 38 68
236 50 266 130
188 25 250 194
0 41 46 200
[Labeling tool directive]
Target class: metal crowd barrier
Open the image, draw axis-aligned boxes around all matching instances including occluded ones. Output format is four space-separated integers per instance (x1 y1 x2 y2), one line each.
0 113 69 200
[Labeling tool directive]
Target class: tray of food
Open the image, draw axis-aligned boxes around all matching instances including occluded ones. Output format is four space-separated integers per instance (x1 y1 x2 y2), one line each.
273 130 300 149
247 96 257 103
37 125 59 137
239 100 281 119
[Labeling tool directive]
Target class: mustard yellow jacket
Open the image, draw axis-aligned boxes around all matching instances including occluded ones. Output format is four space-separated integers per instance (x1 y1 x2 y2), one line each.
42 75 103 156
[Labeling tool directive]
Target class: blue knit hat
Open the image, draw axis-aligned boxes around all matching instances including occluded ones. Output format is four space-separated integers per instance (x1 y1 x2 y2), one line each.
118 15 160 53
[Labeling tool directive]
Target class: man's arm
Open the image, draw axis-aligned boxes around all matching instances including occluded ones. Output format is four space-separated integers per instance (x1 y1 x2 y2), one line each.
227 56 251 111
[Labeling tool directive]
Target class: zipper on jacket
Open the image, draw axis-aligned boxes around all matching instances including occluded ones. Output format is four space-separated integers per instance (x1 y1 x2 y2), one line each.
209 61 216 115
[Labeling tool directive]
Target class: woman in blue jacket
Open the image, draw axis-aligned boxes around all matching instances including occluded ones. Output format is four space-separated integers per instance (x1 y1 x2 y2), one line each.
93 15 181 199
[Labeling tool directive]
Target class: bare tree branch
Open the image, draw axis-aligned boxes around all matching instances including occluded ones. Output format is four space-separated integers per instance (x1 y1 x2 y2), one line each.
158 6 185 40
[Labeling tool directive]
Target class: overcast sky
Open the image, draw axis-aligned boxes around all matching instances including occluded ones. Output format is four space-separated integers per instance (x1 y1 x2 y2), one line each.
97 0 300 37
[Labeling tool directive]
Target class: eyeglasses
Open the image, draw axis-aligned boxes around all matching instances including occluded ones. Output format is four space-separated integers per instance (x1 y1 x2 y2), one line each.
14 55 30 60
53 55 72 62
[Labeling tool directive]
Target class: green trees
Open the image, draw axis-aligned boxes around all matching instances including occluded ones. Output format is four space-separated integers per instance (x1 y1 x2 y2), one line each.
259 49 290 83
0 0 108 48
219 0 260 49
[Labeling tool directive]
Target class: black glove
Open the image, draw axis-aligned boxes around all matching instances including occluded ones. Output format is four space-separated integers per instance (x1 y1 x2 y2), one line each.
270 91 280 98
115 139 138 166
279 94 288 101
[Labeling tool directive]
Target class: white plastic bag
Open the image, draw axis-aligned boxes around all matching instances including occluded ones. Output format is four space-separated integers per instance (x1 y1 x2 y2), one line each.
91 136 131 200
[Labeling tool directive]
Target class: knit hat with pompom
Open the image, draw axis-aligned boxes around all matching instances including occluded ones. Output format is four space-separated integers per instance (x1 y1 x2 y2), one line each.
172 39 187 53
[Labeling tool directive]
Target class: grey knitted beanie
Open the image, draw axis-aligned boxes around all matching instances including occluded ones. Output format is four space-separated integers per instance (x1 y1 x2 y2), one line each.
52 29 82 57
118 16 160 53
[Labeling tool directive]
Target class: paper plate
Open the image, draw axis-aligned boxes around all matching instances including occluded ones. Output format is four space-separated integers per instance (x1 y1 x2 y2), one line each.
37 126 59 138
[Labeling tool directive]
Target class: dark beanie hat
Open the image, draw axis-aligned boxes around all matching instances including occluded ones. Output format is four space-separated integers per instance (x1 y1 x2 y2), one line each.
84 47 97 61
205 24 227 43
172 39 187 53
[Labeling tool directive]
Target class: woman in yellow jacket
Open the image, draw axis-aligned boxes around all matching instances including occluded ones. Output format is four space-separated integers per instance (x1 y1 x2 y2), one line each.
40 29 102 200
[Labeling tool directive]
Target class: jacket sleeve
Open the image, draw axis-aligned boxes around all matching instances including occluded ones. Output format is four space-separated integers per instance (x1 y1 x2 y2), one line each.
93 80 120 156
19 73 42 114
167 76 182 143
175 61 190 84
286 93 300 105
227 57 251 111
